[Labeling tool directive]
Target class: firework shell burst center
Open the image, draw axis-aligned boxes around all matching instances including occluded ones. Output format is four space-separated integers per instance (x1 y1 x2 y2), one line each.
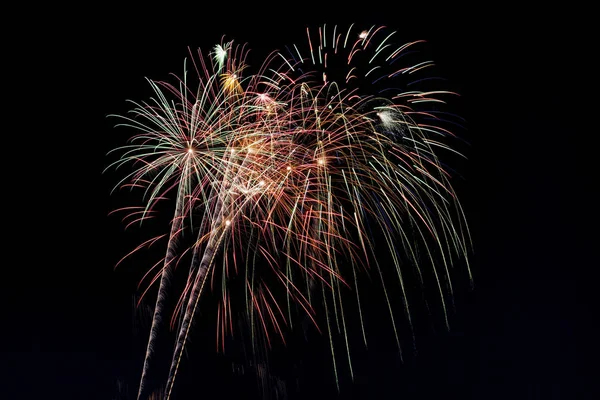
106 24 471 399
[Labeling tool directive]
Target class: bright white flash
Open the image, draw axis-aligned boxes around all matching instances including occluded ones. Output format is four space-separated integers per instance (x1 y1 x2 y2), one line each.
377 111 395 127
213 42 230 70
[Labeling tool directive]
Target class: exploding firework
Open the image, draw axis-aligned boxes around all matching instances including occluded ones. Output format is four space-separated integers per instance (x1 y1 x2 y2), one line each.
107 24 471 400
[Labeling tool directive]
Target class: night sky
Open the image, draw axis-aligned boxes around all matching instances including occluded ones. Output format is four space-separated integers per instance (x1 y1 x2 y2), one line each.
8 4 594 400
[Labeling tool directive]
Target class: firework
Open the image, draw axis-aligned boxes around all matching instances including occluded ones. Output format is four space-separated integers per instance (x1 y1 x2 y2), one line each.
107 24 471 400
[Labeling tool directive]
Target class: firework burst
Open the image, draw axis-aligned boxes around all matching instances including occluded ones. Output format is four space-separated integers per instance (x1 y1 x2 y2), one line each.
107 24 471 400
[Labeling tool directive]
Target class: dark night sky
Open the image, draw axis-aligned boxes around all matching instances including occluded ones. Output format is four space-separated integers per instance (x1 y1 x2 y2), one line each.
7 4 595 400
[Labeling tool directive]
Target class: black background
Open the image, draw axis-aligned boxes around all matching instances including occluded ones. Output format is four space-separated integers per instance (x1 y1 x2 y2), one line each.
6 4 594 400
